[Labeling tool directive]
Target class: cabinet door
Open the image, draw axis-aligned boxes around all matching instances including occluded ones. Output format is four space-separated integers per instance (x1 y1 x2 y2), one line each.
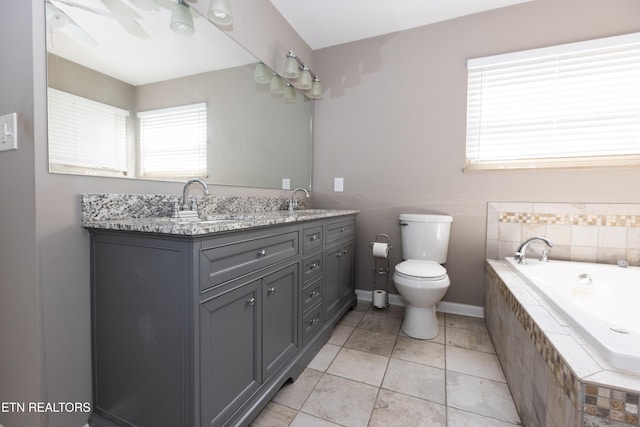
324 245 343 317
262 264 298 380
340 241 355 300
200 281 261 427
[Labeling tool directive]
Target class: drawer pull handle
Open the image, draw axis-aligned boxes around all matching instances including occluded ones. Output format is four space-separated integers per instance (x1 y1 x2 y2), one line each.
310 318 319 326
248 297 255 306
309 262 319 270
309 290 317 298
257 249 267 257
340 227 345 232
267 287 276 295
310 234 319 241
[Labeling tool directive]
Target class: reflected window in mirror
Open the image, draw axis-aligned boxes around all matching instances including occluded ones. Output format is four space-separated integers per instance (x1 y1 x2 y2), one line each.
138 103 208 179
48 87 129 176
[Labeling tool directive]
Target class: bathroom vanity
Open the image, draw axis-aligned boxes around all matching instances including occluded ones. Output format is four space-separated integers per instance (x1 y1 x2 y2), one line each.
84 206 357 427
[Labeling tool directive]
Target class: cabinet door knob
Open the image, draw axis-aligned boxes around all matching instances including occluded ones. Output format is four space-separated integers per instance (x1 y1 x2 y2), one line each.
267 287 276 295
257 249 266 257
248 297 255 306
337 252 342 258
309 290 317 298
343 249 349 254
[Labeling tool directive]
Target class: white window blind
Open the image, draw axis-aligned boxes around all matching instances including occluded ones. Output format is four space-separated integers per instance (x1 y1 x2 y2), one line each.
138 103 207 178
465 32 640 170
48 88 128 173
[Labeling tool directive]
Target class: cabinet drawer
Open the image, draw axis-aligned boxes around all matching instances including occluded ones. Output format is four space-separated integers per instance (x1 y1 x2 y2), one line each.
302 306 322 343
326 219 355 244
302 277 322 314
200 230 299 291
302 225 323 253
302 252 323 282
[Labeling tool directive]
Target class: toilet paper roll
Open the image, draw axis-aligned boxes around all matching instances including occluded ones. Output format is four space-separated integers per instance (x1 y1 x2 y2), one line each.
373 290 388 308
372 242 390 258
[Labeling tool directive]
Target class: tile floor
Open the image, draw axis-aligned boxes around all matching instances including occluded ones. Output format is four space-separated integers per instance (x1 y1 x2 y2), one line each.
251 302 522 427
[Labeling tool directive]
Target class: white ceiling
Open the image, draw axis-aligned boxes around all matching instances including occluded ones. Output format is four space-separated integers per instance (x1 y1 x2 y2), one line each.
270 0 534 50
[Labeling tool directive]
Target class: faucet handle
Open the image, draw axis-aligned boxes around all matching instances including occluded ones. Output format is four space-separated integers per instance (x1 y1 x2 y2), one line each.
539 249 549 262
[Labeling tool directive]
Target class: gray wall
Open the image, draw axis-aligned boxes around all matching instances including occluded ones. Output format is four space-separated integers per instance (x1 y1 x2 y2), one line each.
0 1 309 426
311 0 640 306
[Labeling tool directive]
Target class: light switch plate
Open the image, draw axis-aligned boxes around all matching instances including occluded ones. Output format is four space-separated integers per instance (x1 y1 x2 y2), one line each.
282 178 291 190
0 113 18 151
334 177 344 192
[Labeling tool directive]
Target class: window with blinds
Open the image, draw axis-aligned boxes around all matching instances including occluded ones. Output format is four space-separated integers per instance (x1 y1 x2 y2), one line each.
465 32 640 171
138 103 207 178
48 88 129 174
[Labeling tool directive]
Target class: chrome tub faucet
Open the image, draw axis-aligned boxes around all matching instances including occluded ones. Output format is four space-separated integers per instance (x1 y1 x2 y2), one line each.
514 236 553 264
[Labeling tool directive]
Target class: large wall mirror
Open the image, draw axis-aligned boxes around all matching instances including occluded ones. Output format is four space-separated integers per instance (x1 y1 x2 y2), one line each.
45 0 312 190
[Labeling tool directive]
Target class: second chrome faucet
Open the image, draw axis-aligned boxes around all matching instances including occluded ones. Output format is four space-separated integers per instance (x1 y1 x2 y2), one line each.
514 236 553 264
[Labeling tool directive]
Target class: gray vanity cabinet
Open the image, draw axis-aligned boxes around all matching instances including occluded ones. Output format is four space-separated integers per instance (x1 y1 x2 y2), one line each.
88 215 356 427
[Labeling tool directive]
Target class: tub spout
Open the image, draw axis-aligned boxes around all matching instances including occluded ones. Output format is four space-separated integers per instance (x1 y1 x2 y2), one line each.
514 236 553 264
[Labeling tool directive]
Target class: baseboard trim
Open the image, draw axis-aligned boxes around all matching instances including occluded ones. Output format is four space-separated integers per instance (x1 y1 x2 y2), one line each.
355 289 484 319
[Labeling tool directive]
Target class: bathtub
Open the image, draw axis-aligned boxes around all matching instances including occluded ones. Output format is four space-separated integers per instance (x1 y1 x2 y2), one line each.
504 257 640 373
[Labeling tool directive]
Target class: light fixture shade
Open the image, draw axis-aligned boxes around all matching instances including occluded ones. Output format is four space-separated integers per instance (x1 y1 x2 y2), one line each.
307 79 323 99
294 68 312 90
282 56 300 79
283 84 297 103
254 63 271 84
208 0 233 26
171 1 194 36
270 75 285 94
129 0 158 10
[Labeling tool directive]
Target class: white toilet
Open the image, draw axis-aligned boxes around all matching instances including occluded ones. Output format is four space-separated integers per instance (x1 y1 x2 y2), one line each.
393 214 452 339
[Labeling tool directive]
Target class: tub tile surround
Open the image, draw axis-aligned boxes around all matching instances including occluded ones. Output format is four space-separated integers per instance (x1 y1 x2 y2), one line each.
485 202 640 427
486 202 640 266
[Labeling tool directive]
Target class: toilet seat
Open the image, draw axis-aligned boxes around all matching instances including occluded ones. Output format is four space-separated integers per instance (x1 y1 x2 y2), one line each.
395 260 447 281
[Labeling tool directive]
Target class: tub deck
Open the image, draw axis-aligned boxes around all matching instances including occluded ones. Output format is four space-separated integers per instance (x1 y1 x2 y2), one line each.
485 259 640 427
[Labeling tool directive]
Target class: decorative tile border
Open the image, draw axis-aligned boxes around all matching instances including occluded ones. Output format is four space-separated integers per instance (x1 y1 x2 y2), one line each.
499 212 640 227
486 261 640 426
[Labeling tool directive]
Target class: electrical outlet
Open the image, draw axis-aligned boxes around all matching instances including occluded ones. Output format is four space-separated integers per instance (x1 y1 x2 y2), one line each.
282 178 291 190
0 113 17 151
334 177 344 192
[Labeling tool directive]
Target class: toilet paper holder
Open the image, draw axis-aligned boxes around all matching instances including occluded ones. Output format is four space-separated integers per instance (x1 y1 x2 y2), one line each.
369 234 392 309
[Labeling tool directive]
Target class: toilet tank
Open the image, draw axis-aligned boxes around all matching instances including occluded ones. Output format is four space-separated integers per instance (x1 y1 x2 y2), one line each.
399 214 452 263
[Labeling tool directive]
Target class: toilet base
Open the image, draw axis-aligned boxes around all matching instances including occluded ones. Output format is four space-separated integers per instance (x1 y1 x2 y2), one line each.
401 305 439 340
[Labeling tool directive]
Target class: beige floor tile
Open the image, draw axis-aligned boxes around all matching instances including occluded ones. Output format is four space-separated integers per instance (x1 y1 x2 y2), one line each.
338 309 367 327
272 368 323 410
370 389 446 427
446 326 496 354
344 328 397 356
446 371 520 424
391 335 445 369
357 312 402 335
327 347 389 387
327 324 354 346
400 324 446 344
445 314 488 334
250 402 297 427
447 407 521 426
370 304 405 319
446 346 506 382
381 358 446 404
301 374 379 427
307 343 341 372
290 412 342 426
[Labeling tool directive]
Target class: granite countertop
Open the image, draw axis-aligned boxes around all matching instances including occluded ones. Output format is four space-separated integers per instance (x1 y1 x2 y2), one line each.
82 209 360 236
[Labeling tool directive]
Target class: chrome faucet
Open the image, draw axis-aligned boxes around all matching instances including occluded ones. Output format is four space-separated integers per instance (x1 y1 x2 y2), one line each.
289 188 310 211
181 178 211 210
514 236 553 264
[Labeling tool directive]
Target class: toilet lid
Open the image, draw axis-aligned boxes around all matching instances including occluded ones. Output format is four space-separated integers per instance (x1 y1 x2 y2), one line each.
395 260 447 279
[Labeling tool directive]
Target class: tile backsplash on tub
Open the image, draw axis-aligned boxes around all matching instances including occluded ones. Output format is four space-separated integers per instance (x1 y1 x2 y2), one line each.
486 203 640 266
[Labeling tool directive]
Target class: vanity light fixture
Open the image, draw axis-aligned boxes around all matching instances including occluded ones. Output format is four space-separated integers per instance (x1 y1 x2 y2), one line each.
283 83 297 103
270 75 285 94
208 0 233 26
170 0 194 36
254 62 272 84
281 49 322 100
